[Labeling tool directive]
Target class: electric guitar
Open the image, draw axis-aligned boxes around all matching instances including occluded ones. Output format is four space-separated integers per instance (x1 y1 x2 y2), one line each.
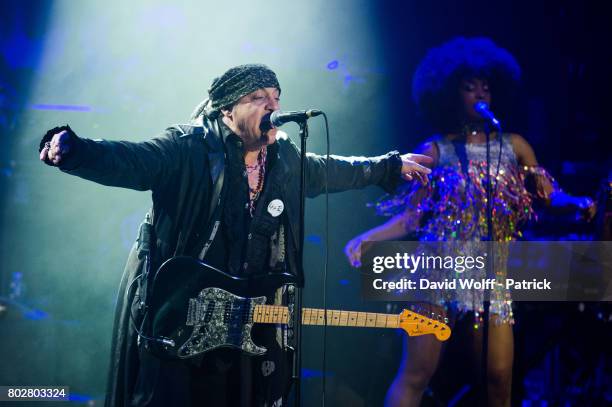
145 257 451 359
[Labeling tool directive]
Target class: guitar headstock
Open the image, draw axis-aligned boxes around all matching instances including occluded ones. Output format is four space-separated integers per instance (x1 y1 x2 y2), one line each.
398 309 451 341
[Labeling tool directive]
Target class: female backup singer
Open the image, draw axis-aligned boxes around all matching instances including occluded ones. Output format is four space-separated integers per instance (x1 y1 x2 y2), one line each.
344 37 596 406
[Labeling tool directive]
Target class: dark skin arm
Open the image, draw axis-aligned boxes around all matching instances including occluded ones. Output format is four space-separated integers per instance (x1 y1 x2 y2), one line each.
344 142 437 267
510 133 596 220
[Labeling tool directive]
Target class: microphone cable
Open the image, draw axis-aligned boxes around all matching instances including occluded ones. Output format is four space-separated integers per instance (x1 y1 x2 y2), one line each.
320 112 330 407
127 274 176 348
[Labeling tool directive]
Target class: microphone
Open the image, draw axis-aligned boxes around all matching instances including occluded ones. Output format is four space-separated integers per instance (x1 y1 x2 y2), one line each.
474 102 501 129
260 109 323 132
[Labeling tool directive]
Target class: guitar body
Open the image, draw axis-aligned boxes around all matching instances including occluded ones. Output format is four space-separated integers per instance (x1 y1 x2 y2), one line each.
147 256 295 359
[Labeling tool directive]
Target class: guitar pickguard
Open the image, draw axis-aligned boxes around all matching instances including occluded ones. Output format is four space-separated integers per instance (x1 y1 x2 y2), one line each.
178 287 267 358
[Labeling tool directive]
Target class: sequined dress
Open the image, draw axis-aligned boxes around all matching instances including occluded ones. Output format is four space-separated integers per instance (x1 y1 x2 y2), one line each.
375 134 557 323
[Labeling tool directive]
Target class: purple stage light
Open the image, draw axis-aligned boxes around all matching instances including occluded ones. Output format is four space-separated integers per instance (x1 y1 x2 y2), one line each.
327 60 339 70
30 104 92 112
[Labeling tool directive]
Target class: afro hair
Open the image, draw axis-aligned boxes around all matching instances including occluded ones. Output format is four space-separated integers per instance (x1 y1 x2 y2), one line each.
412 37 521 132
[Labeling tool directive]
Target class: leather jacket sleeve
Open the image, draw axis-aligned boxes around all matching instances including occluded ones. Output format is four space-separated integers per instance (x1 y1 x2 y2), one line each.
40 126 184 191
280 137 403 197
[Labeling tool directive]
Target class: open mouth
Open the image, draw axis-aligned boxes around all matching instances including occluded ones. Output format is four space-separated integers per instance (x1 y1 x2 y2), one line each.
259 113 273 134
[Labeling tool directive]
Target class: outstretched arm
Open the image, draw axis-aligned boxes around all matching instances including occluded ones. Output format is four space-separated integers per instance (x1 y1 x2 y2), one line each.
303 150 432 197
39 125 183 191
511 134 596 220
274 134 432 197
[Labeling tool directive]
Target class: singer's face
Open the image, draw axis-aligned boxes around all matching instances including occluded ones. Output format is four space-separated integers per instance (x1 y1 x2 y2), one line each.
222 87 280 151
459 77 492 121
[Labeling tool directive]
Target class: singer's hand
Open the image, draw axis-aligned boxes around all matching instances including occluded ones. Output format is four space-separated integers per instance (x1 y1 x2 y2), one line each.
575 196 597 222
40 130 71 165
400 153 433 184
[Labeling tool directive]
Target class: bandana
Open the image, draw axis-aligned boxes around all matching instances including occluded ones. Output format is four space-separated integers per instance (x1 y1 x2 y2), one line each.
208 64 281 111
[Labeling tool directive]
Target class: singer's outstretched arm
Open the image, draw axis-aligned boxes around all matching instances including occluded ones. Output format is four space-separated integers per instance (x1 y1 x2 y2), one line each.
39 126 193 191
510 133 596 218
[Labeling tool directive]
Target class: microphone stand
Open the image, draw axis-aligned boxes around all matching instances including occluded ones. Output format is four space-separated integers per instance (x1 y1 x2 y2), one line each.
482 120 500 405
293 119 308 407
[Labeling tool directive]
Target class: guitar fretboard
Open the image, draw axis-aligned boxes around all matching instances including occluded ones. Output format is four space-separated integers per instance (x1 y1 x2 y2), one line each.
252 305 400 329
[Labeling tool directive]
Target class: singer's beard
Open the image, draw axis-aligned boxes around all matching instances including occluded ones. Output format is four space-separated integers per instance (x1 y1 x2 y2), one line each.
236 117 272 150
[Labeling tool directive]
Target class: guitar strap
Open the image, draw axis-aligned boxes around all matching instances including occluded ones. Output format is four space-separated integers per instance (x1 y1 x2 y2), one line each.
197 161 225 260
198 119 227 260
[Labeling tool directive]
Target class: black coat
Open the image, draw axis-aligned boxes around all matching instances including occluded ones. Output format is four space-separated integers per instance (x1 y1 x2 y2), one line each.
49 117 402 406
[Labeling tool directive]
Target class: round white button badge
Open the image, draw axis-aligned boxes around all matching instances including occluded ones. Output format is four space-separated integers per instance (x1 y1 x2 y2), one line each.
267 199 284 217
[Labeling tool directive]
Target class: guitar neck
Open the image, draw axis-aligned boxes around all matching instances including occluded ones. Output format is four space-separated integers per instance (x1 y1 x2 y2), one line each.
253 304 400 329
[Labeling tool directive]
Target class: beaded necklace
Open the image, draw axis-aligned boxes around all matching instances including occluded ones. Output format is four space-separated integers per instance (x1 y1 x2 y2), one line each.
246 147 267 217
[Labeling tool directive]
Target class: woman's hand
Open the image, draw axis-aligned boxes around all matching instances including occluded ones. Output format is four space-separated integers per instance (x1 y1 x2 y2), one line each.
344 233 370 268
575 196 597 222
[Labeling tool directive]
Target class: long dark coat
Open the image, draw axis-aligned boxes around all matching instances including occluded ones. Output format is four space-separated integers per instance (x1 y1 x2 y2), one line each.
50 117 402 406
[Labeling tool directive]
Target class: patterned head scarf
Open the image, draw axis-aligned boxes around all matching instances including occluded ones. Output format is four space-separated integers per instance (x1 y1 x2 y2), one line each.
189 64 281 122
208 64 281 111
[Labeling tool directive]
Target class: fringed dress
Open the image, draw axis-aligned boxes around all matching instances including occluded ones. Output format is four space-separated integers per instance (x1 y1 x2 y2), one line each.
374 134 559 324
